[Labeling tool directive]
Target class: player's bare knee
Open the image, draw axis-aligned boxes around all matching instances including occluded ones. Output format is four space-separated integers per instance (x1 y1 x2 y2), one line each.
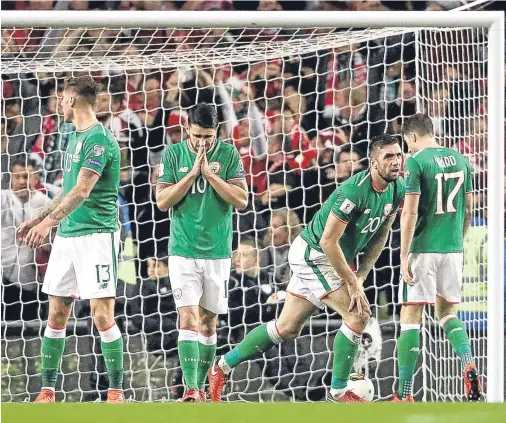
198 314 217 336
276 319 303 341
178 306 199 331
90 300 115 331
345 311 369 333
48 296 73 327
400 305 423 324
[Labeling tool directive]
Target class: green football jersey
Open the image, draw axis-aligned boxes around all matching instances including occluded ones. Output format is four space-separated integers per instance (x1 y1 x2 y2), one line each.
158 139 245 259
301 170 406 264
58 123 121 237
404 146 473 253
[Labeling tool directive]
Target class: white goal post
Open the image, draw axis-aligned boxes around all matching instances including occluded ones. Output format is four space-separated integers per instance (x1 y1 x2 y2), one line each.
1 10 504 403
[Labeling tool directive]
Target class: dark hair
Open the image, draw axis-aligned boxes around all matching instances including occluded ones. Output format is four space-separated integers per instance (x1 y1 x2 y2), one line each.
403 113 434 138
369 134 399 157
188 103 218 129
9 154 36 171
335 143 362 163
64 76 100 106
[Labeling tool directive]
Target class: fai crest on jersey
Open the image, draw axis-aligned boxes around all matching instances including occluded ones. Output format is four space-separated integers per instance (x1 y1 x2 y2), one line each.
209 162 222 174
384 203 393 216
339 199 356 215
73 141 83 162
93 144 105 157
404 169 410 180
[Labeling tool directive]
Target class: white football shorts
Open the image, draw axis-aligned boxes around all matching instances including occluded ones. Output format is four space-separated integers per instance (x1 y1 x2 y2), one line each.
168 255 231 315
399 252 463 305
287 236 342 310
42 231 120 300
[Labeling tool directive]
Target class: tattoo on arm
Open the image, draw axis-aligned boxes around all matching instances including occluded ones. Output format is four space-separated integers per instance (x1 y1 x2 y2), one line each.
48 193 86 222
35 192 63 222
46 168 99 223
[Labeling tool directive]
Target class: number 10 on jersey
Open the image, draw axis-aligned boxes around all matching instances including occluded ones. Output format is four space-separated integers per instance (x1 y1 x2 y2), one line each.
191 176 207 194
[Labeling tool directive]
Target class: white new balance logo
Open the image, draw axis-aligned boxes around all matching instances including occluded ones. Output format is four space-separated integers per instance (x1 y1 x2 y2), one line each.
179 166 189 173
364 209 371 214
410 347 420 353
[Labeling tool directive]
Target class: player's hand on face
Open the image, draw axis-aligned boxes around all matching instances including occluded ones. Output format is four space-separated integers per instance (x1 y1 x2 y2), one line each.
401 260 415 286
16 217 39 241
24 221 51 249
347 280 371 317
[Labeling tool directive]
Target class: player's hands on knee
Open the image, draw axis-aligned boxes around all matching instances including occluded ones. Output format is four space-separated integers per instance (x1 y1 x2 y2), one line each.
401 260 415 286
190 145 205 178
347 280 371 317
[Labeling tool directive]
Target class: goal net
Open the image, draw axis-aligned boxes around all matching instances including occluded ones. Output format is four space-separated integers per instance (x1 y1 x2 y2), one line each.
0 15 496 403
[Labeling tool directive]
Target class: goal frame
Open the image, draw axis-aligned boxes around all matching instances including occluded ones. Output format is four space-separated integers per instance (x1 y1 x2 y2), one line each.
2 9 504 403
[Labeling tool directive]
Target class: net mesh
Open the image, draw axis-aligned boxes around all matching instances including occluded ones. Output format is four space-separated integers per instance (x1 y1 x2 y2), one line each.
0 24 488 402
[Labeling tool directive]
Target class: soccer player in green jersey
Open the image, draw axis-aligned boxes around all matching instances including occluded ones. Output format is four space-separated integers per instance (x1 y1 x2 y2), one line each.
393 113 483 403
208 134 405 403
156 103 248 402
16 77 124 403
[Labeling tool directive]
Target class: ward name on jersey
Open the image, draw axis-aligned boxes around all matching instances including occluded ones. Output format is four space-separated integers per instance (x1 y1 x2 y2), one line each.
158 139 245 259
301 170 406 263
59 123 121 237
404 147 473 253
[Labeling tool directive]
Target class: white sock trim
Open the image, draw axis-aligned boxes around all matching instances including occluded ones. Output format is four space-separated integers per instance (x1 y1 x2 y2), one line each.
401 323 421 332
99 323 122 343
266 321 284 345
44 325 66 339
41 387 55 392
439 314 458 329
340 323 361 344
219 355 232 374
178 329 198 342
330 387 347 399
198 332 217 346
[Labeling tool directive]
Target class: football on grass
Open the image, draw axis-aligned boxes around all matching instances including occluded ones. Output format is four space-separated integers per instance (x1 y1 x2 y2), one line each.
347 373 375 402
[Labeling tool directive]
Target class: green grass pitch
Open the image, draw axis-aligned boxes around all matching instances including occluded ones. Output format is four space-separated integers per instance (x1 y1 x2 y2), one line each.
2 402 506 423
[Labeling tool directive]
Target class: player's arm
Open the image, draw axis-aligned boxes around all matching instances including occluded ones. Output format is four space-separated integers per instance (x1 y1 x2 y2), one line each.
16 191 62 240
156 147 204 211
320 213 370 316
319 213 356 284
201 148 248 210
356 214 396 286
24 169 100 248
400 193 419 284
463 160 473 238
463 192 473 238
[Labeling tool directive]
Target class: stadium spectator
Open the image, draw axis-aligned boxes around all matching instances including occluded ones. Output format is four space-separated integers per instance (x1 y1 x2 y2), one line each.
228 238 276 343
1 158 49 321
260 208 302 284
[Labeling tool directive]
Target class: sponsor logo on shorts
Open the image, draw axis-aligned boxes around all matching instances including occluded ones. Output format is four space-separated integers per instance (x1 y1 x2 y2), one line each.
87 159 103 168
173 288 182 300
340 199 356 215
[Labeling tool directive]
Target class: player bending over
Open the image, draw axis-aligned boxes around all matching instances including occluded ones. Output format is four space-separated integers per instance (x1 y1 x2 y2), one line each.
17 77 124 403
392 114 483 403
156 103 248 402
208 134 405 403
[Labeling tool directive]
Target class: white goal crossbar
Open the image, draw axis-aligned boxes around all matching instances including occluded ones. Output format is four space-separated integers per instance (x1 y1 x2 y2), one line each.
1 9 504 402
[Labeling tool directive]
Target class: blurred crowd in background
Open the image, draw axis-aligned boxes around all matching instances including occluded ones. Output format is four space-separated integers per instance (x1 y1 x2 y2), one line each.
1 0 503 398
